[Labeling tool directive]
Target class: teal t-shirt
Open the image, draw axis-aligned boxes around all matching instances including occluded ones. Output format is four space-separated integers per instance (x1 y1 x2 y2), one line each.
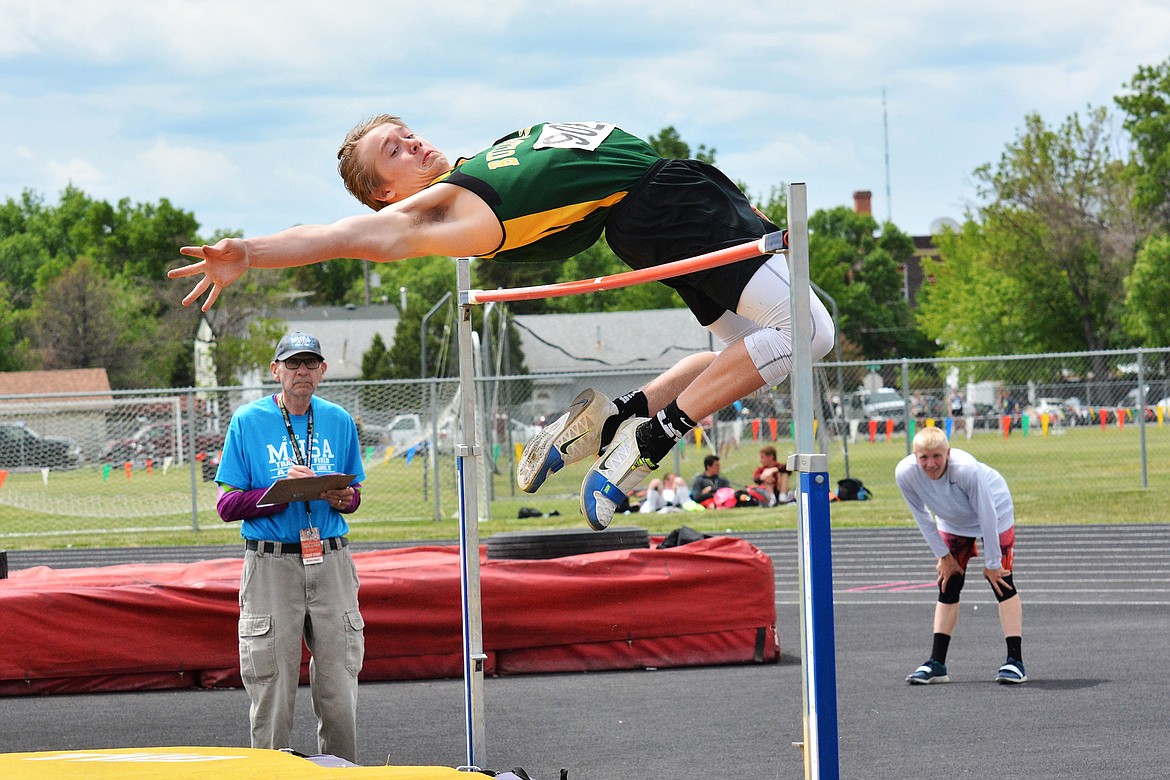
216 395 366 543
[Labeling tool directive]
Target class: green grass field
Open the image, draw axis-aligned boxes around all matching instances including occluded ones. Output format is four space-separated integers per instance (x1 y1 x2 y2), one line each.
1 423 1167 550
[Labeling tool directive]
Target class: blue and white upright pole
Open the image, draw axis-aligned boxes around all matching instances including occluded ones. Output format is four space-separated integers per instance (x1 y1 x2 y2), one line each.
786 183 840 779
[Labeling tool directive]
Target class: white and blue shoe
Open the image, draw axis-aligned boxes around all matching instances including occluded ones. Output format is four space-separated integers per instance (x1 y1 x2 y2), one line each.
906 658 949 684
580 417 657 531
517 388 618 494
996 657 1027 684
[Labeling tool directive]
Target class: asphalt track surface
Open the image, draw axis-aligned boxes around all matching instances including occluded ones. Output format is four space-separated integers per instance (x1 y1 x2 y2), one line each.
3 523 1168 779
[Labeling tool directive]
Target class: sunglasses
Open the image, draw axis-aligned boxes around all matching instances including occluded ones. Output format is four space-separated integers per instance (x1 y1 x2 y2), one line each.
282 357 322 370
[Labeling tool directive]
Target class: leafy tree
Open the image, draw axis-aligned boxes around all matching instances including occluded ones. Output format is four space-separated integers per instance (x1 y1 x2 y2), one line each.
109 197 203 281
23 257 150 385
805 207 929 360
364 255 459 378
916 222 1047 356
1124 233 1170 345
377 284 529 382
753 186 788 226
922 109 1145 372
1115 56 1170 224
646 126 716 164
199 288 291 387
362 332 393 380
369 255 457 314
0 282 21 372
0 191 59 300
283 258 367 306
0 186 210 386
4 186 200 280
208 316 288 387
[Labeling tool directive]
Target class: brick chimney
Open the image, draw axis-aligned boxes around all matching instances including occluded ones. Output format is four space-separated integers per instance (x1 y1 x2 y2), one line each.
853 190 872 214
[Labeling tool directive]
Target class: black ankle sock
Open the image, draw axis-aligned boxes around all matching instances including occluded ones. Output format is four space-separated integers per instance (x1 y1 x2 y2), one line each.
1006 636 1022 661
614 390 649 420
600 391 649 455
644 401 696 463
931 633 951 664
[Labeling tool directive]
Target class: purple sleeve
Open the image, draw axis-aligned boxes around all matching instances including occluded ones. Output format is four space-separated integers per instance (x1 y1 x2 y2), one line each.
216 485 287 522
340 485 363 514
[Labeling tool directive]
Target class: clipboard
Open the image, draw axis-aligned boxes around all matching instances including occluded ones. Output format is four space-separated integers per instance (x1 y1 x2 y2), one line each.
257 473 356 507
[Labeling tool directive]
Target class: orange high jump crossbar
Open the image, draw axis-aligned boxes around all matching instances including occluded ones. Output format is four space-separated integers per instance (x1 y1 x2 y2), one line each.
462 230 788 305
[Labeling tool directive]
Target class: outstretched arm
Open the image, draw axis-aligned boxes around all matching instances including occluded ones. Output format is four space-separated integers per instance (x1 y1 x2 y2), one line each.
167 183 501 311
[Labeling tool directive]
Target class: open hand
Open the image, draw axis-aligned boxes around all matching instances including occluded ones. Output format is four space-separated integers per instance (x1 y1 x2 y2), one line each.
167 238 250 311
936 553 963 590
983 566 1013 598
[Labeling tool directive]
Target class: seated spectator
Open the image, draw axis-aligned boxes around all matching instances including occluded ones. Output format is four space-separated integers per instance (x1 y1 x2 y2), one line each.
691 454 730 503
662 473 688 507
640 478 666 513
752 468 781 507
754 446 794 504
641 473 689 513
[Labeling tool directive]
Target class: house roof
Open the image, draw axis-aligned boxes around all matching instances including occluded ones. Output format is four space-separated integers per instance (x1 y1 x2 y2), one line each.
512 308 714 374
0 368 113 401
273 304 400 381
245 305 712 381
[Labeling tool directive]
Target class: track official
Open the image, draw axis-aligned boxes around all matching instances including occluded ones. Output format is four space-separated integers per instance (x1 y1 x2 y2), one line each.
215 332 367 761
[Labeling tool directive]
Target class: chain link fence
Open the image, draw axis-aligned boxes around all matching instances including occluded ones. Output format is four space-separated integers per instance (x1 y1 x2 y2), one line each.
815 348 1170 493
2 347 1169 540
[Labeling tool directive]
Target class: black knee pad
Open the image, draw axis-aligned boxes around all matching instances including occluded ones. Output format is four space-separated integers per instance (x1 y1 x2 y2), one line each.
938 573 965 604
991 573 1018 602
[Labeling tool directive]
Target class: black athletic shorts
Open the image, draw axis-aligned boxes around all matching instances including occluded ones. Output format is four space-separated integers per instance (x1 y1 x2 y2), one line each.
605 158 772 326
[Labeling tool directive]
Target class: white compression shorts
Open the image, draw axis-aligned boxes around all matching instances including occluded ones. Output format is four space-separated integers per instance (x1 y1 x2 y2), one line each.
703 255 835 387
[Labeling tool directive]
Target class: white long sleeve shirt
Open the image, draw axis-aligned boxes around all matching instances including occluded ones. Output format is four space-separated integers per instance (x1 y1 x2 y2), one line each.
894 448 1015 570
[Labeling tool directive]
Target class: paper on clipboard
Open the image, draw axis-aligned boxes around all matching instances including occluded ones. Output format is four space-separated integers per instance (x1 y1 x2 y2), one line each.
257 473 356 507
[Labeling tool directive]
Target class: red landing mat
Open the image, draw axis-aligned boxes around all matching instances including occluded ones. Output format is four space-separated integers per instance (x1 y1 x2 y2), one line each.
0 535 778 695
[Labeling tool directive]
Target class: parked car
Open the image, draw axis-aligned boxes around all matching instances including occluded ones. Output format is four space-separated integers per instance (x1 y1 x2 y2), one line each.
843 388 907 431
436 416 538 454
385 414 429 451
0 421 84 470
102 422 225 464
357 422 390 451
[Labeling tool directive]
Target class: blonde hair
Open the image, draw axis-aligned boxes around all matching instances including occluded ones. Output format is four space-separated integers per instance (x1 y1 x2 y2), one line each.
912 426 949 453
337 114 408 211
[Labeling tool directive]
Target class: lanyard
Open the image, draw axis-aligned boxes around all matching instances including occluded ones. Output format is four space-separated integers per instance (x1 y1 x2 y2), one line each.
277 394 315 524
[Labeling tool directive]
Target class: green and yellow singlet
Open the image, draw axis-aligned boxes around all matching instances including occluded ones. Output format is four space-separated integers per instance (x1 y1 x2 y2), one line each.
435 121 660 263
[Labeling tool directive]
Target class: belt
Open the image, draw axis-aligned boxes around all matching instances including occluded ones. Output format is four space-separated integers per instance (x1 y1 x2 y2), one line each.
245 536 348 556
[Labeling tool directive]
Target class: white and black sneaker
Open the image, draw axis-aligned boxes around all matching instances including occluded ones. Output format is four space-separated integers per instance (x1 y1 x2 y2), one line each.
580 417 657 531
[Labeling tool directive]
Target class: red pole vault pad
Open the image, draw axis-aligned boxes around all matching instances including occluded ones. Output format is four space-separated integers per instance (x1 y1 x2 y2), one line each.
0 536 777 695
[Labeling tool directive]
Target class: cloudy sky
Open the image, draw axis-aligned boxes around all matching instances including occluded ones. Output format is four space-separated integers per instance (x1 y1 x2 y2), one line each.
2 0 1168 245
